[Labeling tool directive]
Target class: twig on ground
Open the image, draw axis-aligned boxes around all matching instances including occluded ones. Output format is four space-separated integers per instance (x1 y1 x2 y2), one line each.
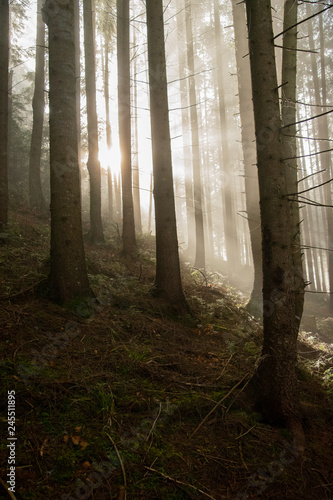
216 354 234 380
190 373 250 438
146 401 162 442
225 379 250 415
236 424 257 440
105 433 127 498
144 466 218 500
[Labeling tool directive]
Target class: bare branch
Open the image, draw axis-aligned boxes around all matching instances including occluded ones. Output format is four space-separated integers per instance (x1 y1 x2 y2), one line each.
273 4 333 40
282 147 333 160
280 109 333 129
286 178 333 197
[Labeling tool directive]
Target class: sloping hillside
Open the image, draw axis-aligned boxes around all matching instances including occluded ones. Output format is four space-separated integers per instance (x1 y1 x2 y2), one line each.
0 207 332 499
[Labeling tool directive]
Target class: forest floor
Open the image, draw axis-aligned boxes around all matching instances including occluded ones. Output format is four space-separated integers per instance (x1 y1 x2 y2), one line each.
0 206 332 500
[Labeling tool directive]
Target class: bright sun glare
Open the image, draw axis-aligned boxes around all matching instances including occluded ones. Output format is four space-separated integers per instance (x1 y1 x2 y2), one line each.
98 139 122 176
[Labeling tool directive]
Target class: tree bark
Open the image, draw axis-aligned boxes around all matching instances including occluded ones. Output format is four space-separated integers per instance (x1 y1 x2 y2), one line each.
146 0 187 313
214 0 239 271
281 0 305 329
83 0 104 244
185 0 205 270
29 0 47 214
43 0 92 306
0 0 9 229
231 0 262 316
117 0 136 257
176 0 194 254
74 0 81 169
245 0 304 448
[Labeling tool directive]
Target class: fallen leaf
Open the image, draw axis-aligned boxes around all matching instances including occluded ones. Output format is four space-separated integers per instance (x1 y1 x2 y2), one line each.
79 439 88 450
40 438 48 457
71 435 81 446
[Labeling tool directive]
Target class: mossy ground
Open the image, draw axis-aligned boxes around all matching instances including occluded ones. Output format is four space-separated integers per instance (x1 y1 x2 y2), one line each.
0 206 332 499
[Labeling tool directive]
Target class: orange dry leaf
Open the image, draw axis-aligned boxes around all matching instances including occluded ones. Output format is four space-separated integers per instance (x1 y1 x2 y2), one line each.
71 435 81 446
40 438 48 457
79 439 88 450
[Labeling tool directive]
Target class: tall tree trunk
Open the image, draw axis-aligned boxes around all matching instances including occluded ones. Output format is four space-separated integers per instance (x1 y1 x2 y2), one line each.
74 0 81 169
319 15 333 313
146 0 187 313
83 0 104 244
231 0 262 316
114 172 122 226
132 32 142 234
306 4 332 309
214 0 239 271
117 0 136 257
245 0 304 449
148 172 153 234
176 0 194 253
185 0 205 270
102 28 113 222
29 0 47 213
0 0 9 229
281 0 305 330
43 0 92 305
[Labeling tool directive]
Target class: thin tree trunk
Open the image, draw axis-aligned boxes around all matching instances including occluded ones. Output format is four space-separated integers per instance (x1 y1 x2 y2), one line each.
245 0 304 450
132 32 142 234
281 0 305 329
102 28 113 222
0 0 9 229
214 0 239 271
319 15 333 313
232 0 262 315
74 0 81 170
185 0 205 270
83 0 104 244
146 0 187 313
43 0 92 305
29 0 47 213
117 0 136 257
148 172 153 234
176 0 194 253
114 172 122 227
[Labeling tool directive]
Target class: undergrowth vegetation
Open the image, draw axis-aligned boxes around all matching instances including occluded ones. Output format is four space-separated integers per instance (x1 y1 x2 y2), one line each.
0 207 332 499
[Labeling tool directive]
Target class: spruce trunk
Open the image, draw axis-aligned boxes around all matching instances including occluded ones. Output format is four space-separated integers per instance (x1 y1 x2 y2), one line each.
245 0 304 448
29 0 47 214
0 0 9 229
83 0 104 244
146 0 187 313
117 0 136 257
43 0 92 305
